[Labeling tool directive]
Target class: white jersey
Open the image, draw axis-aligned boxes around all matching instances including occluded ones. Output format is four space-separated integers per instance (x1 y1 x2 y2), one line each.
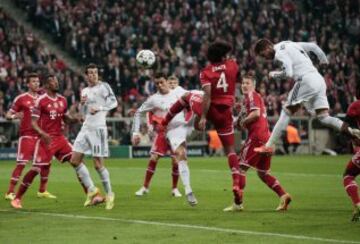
81 81 118 128
132 86 188 134
274 41 329 81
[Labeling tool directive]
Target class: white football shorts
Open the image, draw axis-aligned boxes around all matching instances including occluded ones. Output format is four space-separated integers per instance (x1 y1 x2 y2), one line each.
166 125 188 152
73 126 109 157
285 71 329 113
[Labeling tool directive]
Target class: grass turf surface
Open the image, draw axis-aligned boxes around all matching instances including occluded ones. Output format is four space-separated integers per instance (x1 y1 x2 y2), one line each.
0 155 359 244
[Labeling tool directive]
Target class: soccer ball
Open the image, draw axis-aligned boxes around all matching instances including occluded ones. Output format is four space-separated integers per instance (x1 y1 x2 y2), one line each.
136 49 156 68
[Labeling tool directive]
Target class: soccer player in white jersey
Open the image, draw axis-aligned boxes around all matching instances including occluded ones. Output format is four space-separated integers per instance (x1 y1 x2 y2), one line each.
71 63 118 210
132 73 197 206
135 75 183 198
254 39 360 154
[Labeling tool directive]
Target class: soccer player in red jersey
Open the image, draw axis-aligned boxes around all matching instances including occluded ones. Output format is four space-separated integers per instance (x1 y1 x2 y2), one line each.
224 75 291 211
162 41 242 208
11 74 100 209
5 73 56 200
342 85 360 221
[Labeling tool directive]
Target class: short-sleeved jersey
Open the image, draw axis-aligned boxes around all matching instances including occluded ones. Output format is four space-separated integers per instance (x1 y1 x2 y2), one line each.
347 100 360 128
10 92 38 137
32 93 67 137
199 59 238 106
243 91 270 141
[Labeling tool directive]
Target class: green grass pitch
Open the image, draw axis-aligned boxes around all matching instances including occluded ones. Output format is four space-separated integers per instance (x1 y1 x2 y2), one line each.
0 155 359 244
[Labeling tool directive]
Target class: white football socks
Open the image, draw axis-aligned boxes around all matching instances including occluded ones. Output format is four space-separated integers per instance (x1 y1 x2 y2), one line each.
96 167 113 195
317 114 343 131
75 163 96 193
266 110 290 147
178 160 192 195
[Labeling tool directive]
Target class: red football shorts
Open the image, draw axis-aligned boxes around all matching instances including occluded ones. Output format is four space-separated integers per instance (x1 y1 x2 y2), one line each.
239 138 271 172
16 136 39 163
150 132 173 156
33 135 73 165
186 93 234 146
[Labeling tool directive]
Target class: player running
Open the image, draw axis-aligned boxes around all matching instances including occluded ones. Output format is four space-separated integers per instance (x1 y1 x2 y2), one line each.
162 41 242 208
71 63 118 210
254 39 360 154
5 73 56 200
132 73 197 205
223 75 291 212
11 74 100 209
342 85 360 221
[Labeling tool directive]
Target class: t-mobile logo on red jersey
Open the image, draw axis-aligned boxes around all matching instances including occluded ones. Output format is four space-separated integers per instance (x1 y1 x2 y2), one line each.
50 110 57 120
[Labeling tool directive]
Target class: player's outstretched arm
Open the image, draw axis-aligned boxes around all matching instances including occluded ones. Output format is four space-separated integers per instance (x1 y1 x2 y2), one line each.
298 42 329 64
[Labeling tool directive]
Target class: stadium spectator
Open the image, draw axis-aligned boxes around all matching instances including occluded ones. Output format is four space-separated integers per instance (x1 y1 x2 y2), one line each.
10 0 359 116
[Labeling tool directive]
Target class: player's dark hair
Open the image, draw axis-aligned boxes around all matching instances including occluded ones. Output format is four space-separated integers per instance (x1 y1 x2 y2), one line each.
43 73 56 84
154 72 167 80
85 63 98 74
25 72 39 83
356 82 360 99
254 39 273 55
206 41 232 63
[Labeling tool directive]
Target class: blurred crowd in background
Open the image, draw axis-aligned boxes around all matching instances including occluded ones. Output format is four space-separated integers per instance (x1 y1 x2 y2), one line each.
0 0 359 145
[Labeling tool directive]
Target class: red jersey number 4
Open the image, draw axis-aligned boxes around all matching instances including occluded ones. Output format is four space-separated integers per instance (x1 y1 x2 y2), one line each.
216 72 228 93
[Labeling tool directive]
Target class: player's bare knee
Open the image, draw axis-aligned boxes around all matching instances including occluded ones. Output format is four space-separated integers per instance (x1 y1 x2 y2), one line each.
150 153 160 162
93 157 104 170
175 146 187 161
70 152 83 166
282 107 294 116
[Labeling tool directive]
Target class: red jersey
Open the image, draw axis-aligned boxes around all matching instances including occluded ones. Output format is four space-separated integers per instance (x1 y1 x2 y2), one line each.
10 92 38 137
32 93 67 137
243 91 270 141
347 100 360 128
199 59 238 106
